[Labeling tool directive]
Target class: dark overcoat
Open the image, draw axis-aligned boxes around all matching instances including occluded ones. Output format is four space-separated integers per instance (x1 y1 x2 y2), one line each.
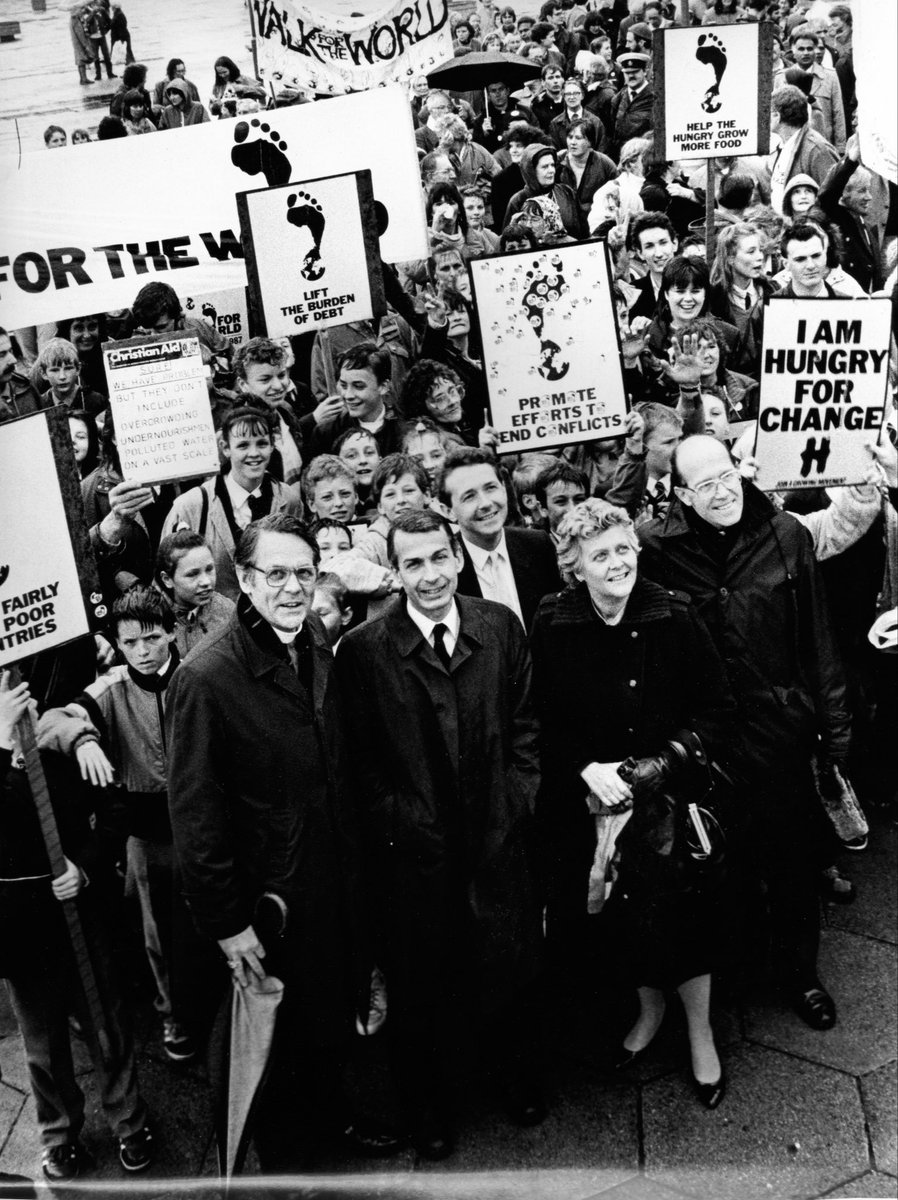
335 594 542 1013
166 599 364 1042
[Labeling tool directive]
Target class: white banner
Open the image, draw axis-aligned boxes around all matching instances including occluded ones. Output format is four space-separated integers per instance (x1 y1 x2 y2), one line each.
182 286 249 350
854 0 898 185
0 414 92 666
754 298 891 491
0 86 426 329
252 0 453 96
468 243 628 454
104 337 220 486
659 24 764 160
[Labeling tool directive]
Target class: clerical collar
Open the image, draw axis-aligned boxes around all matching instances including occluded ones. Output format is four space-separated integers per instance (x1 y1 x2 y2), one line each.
272 624 303 644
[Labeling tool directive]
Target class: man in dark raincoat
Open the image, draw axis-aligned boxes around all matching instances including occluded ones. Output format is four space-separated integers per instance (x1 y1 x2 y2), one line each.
336 508 544 1160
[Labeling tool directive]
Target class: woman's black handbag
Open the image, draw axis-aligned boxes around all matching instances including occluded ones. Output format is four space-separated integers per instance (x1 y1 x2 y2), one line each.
614 732 738 896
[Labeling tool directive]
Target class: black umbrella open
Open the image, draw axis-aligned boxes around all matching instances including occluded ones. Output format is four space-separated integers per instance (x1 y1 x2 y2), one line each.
426 50 541 93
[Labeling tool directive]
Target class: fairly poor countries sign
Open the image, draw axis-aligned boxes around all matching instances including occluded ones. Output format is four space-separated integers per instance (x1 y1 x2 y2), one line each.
754 298 890 490
653 23 773 161
468 243 627 453
104 336 220 486
252 0 454 96
0 412 100 666
239 171 385 338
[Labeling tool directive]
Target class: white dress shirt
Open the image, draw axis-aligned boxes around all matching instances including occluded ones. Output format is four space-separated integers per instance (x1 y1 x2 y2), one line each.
406 598 460 660
461 532 525 627
225 473 263 530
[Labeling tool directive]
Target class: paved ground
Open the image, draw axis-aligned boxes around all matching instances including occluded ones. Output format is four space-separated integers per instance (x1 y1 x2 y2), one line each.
1 812 895 1200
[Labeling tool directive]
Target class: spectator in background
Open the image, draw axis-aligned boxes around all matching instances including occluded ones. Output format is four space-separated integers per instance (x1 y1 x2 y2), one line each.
775 27 846 151
768 86 840 213
153 58 200 107
109 1 134 64
110 63 155 121
44 125 67 148
208 55 266 114
97 115 127 139
558 119 616 224
158 79 210 130
71 127 92 144
122 90 156 135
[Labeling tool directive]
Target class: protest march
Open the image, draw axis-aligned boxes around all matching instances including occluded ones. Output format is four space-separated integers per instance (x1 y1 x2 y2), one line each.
0 0 896 1192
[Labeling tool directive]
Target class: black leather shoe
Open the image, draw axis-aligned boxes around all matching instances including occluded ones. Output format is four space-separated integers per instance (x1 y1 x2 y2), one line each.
42 1140 92 1182
792 986 837 1030
411 1120 454 1161
693 1071 726 1110
343 1121 405 1158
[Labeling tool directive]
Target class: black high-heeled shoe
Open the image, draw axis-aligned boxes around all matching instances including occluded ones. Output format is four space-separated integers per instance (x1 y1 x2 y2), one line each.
693 1071 726 1109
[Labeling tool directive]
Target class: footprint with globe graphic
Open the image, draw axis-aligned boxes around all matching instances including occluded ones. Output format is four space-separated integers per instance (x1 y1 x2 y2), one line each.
286 192 326 282
521 256 570 382
231 119 293 186
695 33 727 114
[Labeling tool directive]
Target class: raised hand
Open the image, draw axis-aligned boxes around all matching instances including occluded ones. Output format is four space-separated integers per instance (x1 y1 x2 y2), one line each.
662 332 703 388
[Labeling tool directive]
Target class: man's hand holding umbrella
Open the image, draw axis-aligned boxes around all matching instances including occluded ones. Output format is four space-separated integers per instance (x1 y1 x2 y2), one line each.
218 926 266 989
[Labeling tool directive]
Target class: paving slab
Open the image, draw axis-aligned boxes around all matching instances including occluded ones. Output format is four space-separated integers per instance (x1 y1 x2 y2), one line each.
744 930 897 1075
819 1170 898 1197
861 1062 898 1177
0 1084 26 1162
582 1177 692 1200
828 820 898 948
643 1042 869 1200
414 1068 638 1199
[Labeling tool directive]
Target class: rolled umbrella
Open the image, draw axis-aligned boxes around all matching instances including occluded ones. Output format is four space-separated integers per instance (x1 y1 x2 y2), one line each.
426 50 541 93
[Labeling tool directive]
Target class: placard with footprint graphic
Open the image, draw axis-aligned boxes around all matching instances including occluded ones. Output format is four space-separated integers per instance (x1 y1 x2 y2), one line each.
237 170 386 339
468 242 627 456
653 23 774 162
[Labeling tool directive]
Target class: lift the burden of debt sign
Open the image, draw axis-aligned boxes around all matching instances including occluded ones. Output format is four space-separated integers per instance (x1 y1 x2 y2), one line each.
104 334 220 486
238 169 385 339
468 242 627 454
653 22 773 161
754 298 891 491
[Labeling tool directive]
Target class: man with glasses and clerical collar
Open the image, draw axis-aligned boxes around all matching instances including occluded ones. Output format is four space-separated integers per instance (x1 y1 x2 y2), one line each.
167 513 396 1170
638 435 851 1036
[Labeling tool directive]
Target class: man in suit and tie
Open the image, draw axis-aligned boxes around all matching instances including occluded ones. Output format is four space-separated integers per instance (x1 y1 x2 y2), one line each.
608 51 654 160
437 447 562 631
335 508 545 1160
626 213 679 322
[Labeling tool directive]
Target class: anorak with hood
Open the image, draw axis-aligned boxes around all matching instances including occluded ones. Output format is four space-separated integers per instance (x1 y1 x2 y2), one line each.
502 144 585 239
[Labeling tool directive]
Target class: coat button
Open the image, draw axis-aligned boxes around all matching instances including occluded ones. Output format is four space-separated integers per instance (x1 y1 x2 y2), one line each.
719 587 728 598
629 679 637 687
631 631 638 638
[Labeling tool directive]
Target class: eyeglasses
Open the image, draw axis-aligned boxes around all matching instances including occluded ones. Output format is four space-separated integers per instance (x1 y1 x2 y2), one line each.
247 564 317 588
681 469 742 499
429 383 463 405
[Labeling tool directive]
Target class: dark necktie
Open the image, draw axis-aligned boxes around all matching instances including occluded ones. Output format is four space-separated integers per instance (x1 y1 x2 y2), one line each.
432 623 452 671
247 489 268 522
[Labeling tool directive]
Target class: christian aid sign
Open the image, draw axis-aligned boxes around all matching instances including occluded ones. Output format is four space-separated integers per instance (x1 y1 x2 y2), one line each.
753 298 891 491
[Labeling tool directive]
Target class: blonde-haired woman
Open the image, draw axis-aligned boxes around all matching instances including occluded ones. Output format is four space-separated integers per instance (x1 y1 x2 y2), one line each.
531 499 735 1108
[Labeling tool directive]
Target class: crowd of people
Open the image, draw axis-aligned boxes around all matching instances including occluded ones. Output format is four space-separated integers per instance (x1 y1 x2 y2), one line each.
2 0 897 1186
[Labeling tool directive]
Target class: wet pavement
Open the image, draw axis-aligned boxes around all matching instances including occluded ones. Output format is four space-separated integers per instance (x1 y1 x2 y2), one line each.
1 813 895 1199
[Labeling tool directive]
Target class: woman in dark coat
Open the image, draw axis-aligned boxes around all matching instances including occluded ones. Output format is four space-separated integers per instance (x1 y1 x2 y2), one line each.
530 499 734 1109
503 143 585 240
557 120 616 226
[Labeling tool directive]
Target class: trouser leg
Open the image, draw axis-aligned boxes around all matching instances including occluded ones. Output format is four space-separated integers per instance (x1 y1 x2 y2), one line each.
5 972 84 1149
127 837 171 1017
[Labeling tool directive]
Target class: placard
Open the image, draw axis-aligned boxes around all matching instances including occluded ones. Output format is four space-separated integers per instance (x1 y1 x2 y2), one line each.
754 298 891 491
104 335 220 486
0 85 427 328
238 171 385 338
183 286 250 350
252 0 454 96
0 410 103 667
854 0 898 185
468 242 627 454
653 23 773 161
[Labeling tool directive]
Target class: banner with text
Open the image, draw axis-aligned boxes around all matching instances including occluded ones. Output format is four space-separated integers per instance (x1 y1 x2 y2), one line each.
182 286 249 350
468 243 627 454
252 0 453 96
239 171 384 338
653 23 772 161
754 298 890 491
0 86 426 328
104 336 220 486
0 412 101 667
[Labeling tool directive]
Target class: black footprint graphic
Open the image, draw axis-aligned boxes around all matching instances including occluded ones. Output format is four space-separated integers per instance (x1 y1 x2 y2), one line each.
201 302 217 324
286 191 326 281
696 33 727 114
522 255 569 382
231 119 292 187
